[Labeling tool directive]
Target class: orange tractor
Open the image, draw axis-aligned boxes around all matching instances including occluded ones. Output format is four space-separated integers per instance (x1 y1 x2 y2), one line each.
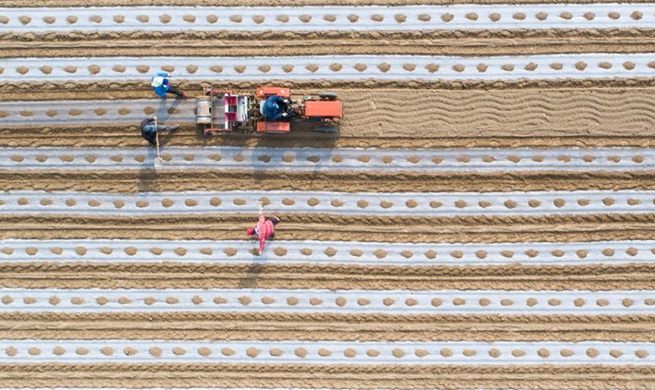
196 86 342 135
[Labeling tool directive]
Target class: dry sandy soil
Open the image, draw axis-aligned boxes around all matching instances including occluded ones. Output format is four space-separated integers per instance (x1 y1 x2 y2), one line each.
1 1 655 389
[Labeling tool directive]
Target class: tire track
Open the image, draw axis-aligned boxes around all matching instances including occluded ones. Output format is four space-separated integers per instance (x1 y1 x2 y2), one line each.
2 213 654 243
4 170 655 193
6 129 655 148
4 88 655 143
6 79 655 101
1 363 654 389
1 2 654 385
8 37 655 58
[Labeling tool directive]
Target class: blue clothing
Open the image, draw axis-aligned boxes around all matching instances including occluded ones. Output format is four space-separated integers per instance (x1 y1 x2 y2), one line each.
140 117 178 145
151 72 171 98
262 96 287 121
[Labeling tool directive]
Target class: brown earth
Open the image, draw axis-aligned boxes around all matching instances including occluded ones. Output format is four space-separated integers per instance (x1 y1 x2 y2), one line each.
2 262 655 290
3 126 655 148
4 31 655 58
6 79 655 101
2 171 655 193
3 4 655 385
2 312 654 342
3 88 655 147
2 363 654 389
2 214 655 244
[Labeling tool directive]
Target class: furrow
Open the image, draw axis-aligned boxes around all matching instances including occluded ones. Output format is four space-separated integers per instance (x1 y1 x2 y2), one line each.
8 37 655 58
4 88 655 145
2 213 654 244
6 93 655 126
2 364 654 389
7 131 655 149
6 80 655 101
3 312 655 342
4 170 655 193
1 262 655 289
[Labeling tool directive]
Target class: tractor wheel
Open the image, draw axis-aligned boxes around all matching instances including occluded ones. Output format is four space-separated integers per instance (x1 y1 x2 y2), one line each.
319 91 338 100
316 125 339 133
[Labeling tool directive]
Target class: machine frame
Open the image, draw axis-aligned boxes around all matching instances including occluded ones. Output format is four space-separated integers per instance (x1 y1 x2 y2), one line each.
196 87 342 136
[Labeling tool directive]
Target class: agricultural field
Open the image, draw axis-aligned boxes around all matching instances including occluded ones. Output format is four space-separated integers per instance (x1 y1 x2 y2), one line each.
1 0 655 389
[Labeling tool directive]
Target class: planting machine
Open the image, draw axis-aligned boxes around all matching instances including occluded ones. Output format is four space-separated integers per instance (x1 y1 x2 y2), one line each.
196 87 342 135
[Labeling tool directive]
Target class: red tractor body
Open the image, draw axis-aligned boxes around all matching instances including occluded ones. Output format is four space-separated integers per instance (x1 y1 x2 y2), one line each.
197 86 342 135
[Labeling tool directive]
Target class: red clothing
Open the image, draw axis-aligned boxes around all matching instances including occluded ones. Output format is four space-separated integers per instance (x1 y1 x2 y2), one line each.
255 212 275 254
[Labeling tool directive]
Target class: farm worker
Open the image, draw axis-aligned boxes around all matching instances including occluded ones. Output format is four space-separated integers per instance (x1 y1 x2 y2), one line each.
140 116 179 146
151 72 187 99
262 95 291 121
247 202 281 255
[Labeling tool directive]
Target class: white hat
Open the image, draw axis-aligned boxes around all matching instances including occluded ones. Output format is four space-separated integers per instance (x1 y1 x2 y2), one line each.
151 76 165 88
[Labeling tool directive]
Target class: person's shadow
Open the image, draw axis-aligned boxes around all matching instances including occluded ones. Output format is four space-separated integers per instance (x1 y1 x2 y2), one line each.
135 98 186 192
136 145 159 193
238 246 268 288
155 98 184 145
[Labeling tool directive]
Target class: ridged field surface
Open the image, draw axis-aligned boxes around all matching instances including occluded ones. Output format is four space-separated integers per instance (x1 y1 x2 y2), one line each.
1 1 655 389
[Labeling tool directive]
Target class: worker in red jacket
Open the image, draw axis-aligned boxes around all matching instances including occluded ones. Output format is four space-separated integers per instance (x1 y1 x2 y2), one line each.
247 202 280 255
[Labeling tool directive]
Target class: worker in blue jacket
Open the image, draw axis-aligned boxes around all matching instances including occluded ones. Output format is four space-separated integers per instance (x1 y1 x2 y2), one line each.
262 95 293 121
151 72 187 99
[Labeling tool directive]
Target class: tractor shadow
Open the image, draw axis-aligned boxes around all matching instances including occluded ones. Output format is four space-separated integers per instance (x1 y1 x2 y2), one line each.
249 125 339 185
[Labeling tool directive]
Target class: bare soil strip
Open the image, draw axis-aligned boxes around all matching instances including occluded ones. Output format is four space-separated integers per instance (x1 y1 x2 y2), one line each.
2 88 655 143
5 32 655 58
7 39 655 59
5 80 655 102
2 171 655 193
5 129 655 148
2 262 655 290
3 312 654 342
6 29 655 46
1 214 654 243
1 363 654 389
